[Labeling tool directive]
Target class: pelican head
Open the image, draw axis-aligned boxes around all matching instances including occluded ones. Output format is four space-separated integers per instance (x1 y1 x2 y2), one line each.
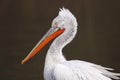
52 8 78 31
21 8 78 64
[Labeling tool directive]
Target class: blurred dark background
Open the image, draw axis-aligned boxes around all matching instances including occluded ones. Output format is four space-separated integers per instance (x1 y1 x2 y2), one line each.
0 0 120 80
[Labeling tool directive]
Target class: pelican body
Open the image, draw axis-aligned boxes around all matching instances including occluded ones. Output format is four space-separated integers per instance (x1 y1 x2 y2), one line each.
21 8 120 80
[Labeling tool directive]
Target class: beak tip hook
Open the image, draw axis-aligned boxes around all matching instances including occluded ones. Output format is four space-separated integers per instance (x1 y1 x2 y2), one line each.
21 60 24 64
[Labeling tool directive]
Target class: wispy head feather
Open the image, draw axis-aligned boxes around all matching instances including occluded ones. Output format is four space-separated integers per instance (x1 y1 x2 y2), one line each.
58 8 78 27
59 8 75 19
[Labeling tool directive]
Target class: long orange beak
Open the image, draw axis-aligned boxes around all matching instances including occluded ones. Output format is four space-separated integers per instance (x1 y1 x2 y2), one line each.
21 27 65 64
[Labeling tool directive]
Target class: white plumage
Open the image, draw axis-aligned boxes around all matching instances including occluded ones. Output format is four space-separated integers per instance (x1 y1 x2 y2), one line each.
22 8 120 80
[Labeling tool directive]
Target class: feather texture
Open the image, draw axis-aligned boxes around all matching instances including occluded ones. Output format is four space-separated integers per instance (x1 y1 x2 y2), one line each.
52 60 120 80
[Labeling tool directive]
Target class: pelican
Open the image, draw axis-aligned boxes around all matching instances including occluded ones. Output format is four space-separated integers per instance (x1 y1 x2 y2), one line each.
21 8 120 80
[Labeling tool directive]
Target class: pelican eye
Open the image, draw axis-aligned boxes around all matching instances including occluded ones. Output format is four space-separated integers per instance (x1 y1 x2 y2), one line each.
53 22 58 27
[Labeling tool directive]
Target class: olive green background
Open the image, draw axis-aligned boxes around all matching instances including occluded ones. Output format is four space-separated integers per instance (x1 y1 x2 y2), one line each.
0 0 120 80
